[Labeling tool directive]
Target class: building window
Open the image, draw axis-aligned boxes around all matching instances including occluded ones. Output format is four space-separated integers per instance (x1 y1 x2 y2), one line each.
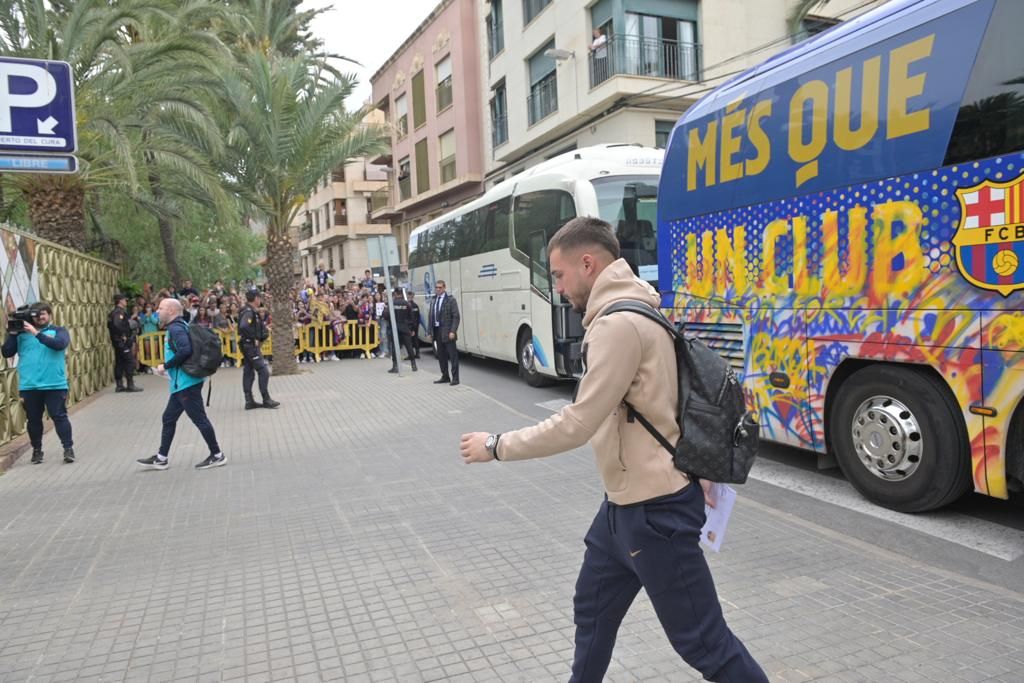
327 248 334 270
655 120 675 149
490 82 508 148
523 0 550 25
334 199 347 225
411 70 426 129
436 56 453 112
313 209 319 234
395 93 409 138
398 156 411 201
414 138 430 194
487 0 504 60
797 15 840 43
604 13 700 84
331 165 345 182
527 40 558 125
439 129 456 184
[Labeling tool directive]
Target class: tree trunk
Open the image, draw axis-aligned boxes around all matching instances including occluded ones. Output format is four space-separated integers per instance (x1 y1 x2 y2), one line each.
265 228 299 375
22 175 87 250
146 164 185 287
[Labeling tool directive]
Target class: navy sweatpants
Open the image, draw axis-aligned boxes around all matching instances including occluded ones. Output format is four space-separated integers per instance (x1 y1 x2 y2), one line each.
570 484 767 682
159 383 220 457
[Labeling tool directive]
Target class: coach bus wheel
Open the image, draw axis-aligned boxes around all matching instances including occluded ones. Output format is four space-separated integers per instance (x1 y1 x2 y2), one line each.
517 329 552 387
829 365 971 513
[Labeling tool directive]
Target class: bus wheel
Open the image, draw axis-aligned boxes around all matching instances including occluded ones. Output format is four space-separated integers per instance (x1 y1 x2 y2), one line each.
828 365 971 512
518 329 552 387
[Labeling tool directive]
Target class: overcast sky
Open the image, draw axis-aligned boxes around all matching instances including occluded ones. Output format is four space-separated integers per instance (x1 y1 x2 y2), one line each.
302 0 437 108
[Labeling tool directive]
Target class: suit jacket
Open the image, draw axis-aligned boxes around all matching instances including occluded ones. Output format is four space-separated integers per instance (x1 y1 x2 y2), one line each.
428 293 460 337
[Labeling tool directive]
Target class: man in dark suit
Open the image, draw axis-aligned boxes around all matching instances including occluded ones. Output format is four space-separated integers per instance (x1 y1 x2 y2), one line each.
428 280 460 385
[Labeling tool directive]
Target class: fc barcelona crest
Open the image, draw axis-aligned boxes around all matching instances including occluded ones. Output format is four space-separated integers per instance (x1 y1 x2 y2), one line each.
953 174 1024 297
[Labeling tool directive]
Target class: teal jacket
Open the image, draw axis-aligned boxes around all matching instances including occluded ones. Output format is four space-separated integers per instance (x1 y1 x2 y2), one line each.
164 317 204 394
2 325 70 391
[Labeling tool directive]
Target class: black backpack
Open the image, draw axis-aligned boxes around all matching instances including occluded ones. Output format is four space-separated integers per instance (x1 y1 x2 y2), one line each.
171 320 223 379
600 301 759 484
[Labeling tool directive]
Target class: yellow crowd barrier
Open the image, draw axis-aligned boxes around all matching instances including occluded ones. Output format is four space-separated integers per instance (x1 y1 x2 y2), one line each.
137 321 381 366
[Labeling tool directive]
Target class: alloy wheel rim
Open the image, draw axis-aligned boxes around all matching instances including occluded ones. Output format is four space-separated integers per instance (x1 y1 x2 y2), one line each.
851 395 923 481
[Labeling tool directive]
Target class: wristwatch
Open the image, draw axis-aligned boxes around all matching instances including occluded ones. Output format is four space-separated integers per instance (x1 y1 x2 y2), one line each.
485 433 502 460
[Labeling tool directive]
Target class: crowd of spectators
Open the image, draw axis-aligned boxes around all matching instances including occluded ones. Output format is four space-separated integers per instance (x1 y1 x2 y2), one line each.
126 264 415 369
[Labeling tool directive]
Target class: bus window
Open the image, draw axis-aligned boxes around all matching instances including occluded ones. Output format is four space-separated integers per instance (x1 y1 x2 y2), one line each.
514 190 576 290
944 0 1024 164
452 211 481 259
480 198 512 253
592 176 659 281
408 232 421 268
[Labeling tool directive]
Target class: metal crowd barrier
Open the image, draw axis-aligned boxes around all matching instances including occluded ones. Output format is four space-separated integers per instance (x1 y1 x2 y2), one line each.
136 321 381 366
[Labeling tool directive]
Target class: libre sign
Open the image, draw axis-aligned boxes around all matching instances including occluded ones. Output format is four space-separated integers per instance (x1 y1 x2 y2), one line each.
0 57 77 154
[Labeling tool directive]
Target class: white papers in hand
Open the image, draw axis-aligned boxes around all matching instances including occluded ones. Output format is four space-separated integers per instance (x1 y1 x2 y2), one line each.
700 483 737 553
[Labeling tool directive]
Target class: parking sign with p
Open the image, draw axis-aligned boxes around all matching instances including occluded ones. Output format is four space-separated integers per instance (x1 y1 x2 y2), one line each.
0 57 77 154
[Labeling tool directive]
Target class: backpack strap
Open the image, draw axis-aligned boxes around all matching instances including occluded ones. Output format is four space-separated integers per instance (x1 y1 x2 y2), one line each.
598 300 684 457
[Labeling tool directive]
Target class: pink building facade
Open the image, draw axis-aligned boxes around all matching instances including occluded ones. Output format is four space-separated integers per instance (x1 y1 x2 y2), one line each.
369 0 485 269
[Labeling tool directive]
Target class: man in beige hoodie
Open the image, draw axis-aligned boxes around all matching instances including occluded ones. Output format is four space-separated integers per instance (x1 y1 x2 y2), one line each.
461 217 766 682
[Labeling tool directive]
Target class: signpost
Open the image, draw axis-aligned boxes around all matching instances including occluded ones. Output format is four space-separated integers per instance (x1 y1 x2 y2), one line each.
0 57 78 173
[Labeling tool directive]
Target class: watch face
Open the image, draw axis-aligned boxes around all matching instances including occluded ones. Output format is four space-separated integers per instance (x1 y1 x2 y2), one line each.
486 435 496 449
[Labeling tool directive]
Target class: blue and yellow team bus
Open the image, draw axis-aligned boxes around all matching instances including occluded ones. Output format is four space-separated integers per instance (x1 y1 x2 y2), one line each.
659 0 1023 511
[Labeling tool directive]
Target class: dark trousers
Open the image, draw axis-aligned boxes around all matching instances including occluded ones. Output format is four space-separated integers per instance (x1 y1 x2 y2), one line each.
391 333 416 369
241 342 270 401
159 383 220 457
20 389 73 450
435 332 458 380
112 341 135 384
571 485 767 682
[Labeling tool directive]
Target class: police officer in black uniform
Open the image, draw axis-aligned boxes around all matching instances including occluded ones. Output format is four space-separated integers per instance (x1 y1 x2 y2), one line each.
108 293 142 393
385 288 417 374
239 289 280 410
406 290 421 359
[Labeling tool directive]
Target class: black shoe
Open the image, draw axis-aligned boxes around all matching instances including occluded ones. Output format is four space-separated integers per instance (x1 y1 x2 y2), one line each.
125 384 143 393
388 368 399 374
450 380 460 386
434 377 450 384
63 448 75 464
411 363 418 372
261 399 280 409
195 453 226 470
115 385 126 393
137 455 168 471
31 449 43 464
244 400 260 410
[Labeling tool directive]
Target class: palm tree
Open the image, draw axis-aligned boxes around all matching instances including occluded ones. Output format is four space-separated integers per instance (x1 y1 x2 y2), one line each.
219 50 387 375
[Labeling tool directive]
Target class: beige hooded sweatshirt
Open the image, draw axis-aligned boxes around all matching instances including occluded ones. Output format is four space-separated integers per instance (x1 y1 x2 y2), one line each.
498 258 689 504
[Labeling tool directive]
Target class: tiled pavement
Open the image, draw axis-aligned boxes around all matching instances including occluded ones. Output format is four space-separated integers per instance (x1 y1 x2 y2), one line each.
0 359 1022 682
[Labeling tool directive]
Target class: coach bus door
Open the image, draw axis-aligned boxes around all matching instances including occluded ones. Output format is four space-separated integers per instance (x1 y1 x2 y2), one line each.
529 229 584 378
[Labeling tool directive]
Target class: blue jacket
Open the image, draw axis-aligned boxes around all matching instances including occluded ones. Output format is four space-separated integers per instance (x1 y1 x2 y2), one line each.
163 317 204 394
2 325 70 391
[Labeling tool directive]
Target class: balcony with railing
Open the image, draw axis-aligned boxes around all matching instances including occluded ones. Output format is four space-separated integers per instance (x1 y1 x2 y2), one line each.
588 35 702 88
527 73 558 126
398 175 412 202
436 77 453 112
486 17 504 59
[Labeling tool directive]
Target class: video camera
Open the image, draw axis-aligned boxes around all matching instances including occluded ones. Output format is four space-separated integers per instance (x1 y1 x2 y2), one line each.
7 305 38 334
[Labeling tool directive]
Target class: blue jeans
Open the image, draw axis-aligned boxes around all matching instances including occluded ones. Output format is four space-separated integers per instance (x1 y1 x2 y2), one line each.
159 383 220 457
570 485 767 682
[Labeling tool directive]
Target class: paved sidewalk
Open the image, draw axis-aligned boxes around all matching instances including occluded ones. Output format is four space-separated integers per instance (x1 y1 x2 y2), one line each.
0 358 1022 682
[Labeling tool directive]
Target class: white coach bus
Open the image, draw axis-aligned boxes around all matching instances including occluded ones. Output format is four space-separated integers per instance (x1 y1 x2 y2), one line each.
408 144 662 385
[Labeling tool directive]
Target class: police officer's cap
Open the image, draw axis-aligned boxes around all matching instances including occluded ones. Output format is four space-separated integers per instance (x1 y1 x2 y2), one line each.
112 293 127 305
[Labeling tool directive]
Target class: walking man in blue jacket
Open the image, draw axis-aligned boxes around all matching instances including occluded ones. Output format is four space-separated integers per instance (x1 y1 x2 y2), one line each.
2 302 75 464
136 298 225 471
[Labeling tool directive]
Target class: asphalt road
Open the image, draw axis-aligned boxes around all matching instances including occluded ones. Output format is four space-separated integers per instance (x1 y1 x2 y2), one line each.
442 350 1024 595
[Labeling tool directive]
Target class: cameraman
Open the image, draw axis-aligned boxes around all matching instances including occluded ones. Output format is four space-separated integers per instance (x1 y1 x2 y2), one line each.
2 302 75 464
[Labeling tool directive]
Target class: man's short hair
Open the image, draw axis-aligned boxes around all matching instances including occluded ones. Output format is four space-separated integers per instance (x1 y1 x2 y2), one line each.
547 216 620 260
112 293 127 305
32 301 53 316
245 290 260 303
436 280 446 288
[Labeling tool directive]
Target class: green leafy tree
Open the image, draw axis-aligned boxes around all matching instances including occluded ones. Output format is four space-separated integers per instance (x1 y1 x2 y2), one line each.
219 50 387 374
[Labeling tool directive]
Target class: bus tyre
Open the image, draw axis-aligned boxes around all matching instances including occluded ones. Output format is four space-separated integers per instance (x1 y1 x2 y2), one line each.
517 330 552 387
829 365 971 513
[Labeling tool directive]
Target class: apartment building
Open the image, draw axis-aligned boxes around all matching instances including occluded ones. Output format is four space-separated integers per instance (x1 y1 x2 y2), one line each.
368 0 486 270
294 155 391 284
480 0 887 184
